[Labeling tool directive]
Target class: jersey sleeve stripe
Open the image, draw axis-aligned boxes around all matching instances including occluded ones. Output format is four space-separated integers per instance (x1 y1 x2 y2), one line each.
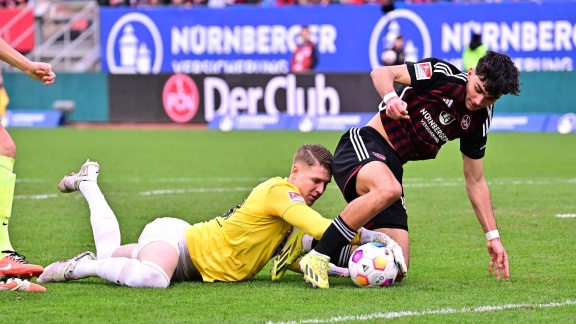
433 62 467 82
483 105 494 136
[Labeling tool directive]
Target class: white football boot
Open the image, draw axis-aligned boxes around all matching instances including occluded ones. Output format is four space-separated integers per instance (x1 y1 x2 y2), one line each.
58 160 99 193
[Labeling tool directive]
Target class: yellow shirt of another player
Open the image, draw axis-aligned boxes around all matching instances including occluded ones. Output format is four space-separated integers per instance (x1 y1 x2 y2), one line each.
185 177 333 282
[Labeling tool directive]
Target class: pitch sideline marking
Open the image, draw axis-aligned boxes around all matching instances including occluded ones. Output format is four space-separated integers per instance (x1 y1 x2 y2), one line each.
266 299 576 323
13 177 576 200
555 214 576 218
140 187 252 196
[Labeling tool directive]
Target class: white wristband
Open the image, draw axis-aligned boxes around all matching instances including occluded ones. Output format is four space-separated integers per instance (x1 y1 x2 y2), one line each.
383 91 398 105
485 230 500 241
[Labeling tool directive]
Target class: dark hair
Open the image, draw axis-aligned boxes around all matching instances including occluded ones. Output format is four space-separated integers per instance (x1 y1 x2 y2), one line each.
294 144 332 173
475 51 521 97
469 33 482 50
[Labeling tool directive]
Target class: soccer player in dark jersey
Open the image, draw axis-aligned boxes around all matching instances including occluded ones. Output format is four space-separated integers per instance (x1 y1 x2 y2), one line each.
296 51 520 288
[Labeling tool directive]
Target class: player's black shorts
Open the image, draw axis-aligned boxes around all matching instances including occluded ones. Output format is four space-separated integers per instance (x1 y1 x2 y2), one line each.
332 126 408 231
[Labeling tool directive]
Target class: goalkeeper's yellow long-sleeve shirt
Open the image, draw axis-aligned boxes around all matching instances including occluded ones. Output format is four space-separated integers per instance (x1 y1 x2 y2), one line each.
185 177 357 282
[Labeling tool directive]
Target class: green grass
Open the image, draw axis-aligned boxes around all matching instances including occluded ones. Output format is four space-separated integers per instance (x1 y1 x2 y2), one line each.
2 129 575 323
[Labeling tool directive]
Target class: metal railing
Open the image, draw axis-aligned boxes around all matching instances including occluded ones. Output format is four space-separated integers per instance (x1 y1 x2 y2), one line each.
29 1 100 72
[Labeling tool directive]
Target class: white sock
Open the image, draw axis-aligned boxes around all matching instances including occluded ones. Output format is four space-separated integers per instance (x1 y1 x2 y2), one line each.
74 257 170 288
308 249 330 260
79 181 121 259
302 234 313 252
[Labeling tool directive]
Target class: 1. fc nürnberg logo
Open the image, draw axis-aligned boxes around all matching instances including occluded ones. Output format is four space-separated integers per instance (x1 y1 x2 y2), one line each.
461 115 471 130
162 74 200 123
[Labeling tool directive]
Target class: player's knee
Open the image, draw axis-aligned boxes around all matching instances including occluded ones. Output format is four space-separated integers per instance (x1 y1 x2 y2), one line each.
372 182 402 209
123 261 170 289
0 136 16 159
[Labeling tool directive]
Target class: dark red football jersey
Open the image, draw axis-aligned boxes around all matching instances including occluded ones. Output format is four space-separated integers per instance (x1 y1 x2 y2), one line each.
381 58 492 164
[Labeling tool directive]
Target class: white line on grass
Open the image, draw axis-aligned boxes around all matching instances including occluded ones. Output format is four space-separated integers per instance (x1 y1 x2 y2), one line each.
555 213 576 218
14 194 58 200
266 300 576 324
13 177 576 200
140 187 252 196
129 177 266 183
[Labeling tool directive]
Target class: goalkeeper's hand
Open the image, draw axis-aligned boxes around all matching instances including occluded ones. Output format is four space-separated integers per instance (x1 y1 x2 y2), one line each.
389 243 408 277
359 228 408 276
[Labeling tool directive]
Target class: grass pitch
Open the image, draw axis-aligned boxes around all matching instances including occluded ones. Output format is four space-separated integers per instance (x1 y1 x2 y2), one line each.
2 128 575 323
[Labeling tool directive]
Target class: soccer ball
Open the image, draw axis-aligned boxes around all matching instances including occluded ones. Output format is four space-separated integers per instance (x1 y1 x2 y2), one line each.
348 242 398 288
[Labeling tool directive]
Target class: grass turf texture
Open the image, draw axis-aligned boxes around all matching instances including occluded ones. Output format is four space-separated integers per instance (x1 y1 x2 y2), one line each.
2 129 575 323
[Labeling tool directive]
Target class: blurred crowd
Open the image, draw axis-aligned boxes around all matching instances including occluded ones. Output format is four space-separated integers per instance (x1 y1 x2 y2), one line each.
94 0 544 7
0 0 551 8
96 0 397 6
0 0 28 8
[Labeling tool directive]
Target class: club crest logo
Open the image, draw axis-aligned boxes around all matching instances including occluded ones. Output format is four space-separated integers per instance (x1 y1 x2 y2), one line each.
163 74 199 123
106 13 163 74
461 115 471 130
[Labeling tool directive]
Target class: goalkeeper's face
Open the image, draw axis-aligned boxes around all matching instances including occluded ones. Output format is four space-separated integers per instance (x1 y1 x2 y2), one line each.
291 161 332 206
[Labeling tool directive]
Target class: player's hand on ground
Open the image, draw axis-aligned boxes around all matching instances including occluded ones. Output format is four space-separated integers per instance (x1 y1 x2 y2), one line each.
385 97 409 120
486 239 509 280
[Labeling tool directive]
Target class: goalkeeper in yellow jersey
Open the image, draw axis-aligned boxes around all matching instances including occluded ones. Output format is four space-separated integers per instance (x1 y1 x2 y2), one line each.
38 144 404 288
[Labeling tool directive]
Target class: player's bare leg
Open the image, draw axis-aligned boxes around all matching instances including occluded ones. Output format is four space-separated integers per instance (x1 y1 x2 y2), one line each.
345 161 403 229
0 125 44 281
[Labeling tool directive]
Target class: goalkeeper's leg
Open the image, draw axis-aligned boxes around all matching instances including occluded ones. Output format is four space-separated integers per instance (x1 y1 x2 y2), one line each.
79 180 121 259
71 241 178 288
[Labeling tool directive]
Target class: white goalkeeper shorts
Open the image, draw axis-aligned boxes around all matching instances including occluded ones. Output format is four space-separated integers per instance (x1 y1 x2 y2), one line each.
132 217 190 259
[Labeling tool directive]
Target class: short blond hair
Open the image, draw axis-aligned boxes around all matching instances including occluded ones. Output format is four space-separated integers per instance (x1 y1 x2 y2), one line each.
293 143 332 173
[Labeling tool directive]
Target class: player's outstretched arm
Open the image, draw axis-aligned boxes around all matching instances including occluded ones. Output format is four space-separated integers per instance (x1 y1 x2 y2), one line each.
462 154 510 279
0 37 56 85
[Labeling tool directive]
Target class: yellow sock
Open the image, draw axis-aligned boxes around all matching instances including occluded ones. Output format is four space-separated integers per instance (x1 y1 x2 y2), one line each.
0 155 16 256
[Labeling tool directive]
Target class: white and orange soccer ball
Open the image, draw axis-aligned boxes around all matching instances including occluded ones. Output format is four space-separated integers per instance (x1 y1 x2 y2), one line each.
348 242 398 288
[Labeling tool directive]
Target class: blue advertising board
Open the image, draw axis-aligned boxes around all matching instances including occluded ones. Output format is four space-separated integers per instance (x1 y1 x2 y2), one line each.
101 2 576 74
208 112 576 133
207 113 374 131
4 110 63 128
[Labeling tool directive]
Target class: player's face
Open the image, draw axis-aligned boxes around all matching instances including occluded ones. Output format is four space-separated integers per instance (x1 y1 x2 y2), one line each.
465 69 500 111
292 162 331 206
